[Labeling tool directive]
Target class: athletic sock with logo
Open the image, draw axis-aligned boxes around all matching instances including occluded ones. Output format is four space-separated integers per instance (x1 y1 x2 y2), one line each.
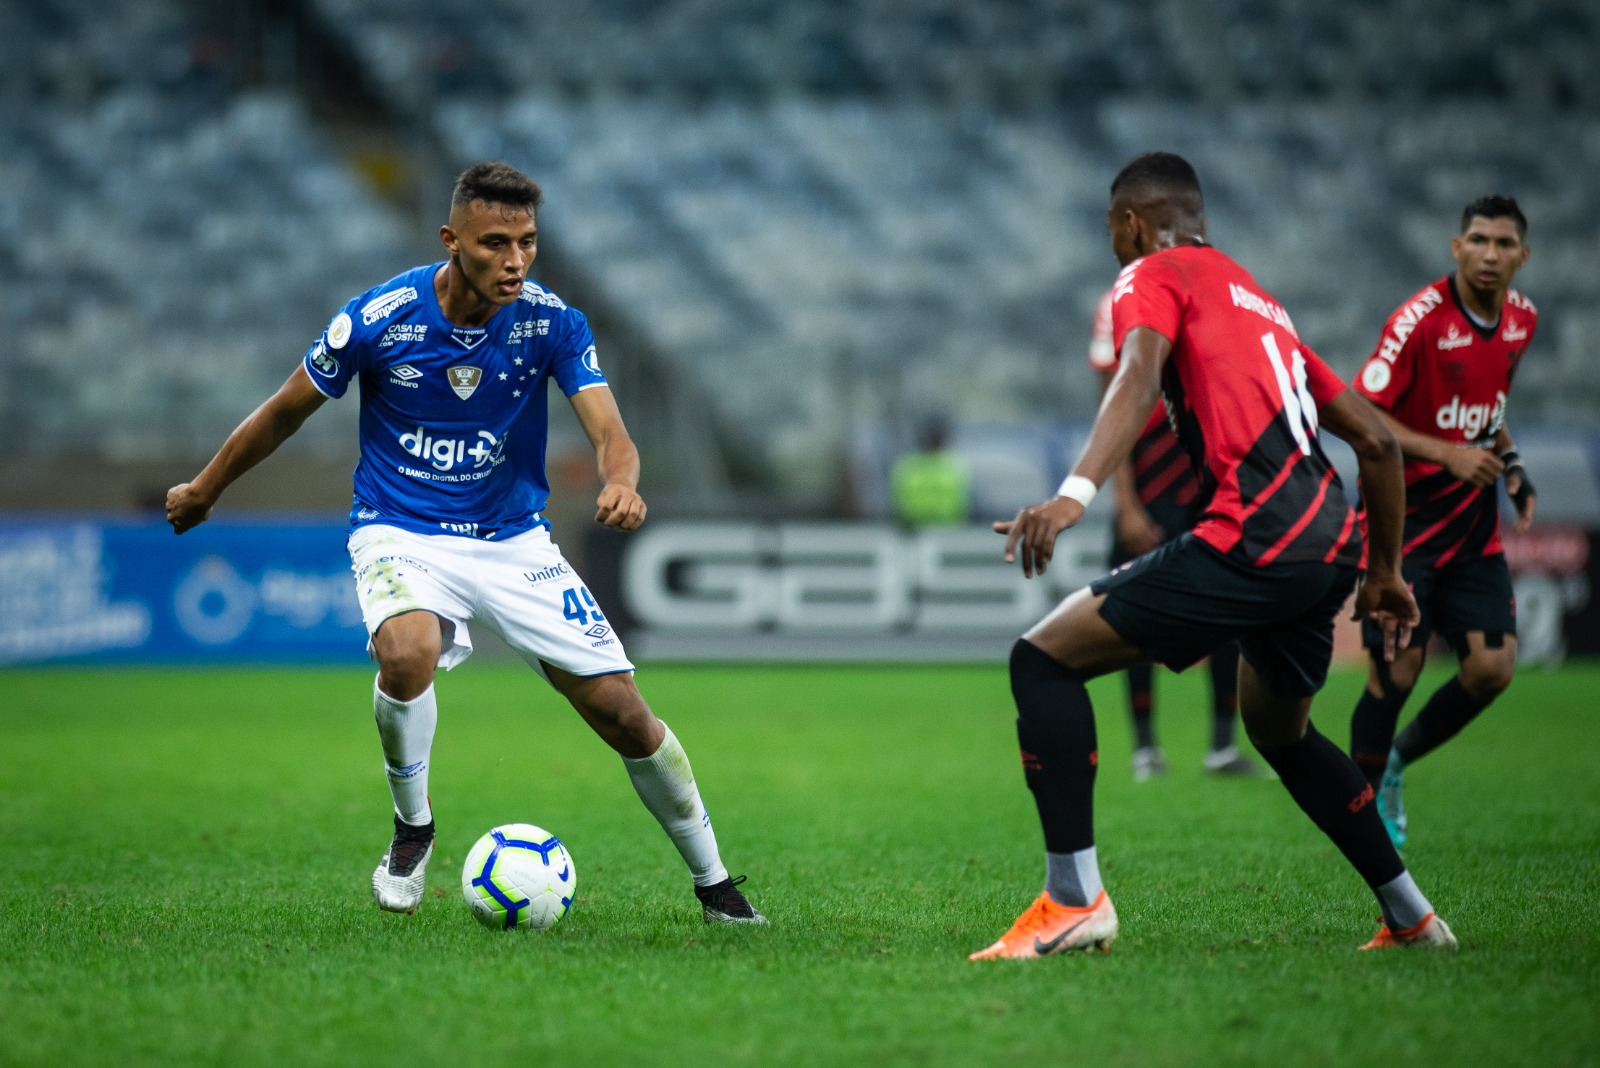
1255 723 1404 891
1208 643 1241 751
1126 663 1156 750
1394 676 1490 766
1009 639 1099 856
373 677 436 826
1349 656 1412 787
623 724 730 888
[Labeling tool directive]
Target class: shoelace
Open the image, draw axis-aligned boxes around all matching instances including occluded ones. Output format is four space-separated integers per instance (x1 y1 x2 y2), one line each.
700 875 753 914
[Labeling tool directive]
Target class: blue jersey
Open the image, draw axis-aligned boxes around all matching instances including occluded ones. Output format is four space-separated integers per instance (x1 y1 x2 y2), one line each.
302 263 607 540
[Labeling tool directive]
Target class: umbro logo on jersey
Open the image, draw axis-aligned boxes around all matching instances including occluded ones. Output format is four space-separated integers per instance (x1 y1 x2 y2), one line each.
447 365 483 400
389 365 423 389
449 327 487 350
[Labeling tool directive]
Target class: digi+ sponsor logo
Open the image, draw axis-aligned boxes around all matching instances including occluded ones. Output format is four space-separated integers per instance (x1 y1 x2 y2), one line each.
1435 391 1506 440
398 427 505 472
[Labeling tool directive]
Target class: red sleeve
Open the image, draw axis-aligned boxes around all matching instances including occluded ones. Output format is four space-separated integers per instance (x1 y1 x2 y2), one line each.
1301 346 1347 407
1110 256 1183 353
1352 300 1425 410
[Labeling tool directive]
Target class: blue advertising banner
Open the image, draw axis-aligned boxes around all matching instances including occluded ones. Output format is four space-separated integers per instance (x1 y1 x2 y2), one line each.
0 518 368 665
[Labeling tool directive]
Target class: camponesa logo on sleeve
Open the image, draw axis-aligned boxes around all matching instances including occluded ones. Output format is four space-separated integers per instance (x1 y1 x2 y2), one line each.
519 281 567 310
361 287 419 325
397 427 506 473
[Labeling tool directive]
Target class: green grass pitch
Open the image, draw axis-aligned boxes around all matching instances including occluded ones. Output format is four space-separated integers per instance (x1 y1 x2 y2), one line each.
2 661 1597 1066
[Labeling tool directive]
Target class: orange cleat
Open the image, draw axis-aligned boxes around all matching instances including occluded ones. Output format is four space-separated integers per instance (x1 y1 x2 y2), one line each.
1359 912 1457 951
969 889 1118 960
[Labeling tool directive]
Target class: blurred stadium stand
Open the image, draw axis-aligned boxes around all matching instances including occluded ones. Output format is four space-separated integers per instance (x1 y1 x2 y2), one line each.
2 0 1597 519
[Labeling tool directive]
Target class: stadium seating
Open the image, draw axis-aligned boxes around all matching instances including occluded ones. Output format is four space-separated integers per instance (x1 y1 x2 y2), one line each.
4 0 1597 508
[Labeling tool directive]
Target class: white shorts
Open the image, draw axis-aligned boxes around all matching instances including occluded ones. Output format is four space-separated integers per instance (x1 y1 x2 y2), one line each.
347 524 634 679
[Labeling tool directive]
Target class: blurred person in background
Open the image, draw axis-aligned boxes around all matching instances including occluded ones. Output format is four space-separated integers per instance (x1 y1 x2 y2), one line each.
1088 285 1264 781
890 414 972 528
166 161 765 926
1347 196 1537 848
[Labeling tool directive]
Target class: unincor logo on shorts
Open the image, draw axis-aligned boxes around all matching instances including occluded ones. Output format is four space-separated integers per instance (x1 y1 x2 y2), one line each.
523 562 572 585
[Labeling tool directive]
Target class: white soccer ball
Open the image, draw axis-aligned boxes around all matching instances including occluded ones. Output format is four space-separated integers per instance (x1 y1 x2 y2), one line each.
460 823 576 930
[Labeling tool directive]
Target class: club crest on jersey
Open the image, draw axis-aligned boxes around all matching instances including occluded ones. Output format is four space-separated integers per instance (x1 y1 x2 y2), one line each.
447 365 483 400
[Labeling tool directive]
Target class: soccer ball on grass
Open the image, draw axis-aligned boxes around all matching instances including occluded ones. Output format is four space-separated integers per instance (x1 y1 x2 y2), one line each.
460 823 575 930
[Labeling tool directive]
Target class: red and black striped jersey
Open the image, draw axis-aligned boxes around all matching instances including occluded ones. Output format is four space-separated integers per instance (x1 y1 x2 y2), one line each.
1110 245 1360 568
1352 275 1536 567
1090 287 1203 514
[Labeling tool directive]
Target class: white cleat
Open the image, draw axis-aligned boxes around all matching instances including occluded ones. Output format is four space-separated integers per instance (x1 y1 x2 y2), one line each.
372 817 434 913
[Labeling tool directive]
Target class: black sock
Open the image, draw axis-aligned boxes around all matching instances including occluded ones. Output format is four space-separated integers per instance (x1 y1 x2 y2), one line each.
1010 639 1099 855
1208 643 1240 751
1395 677 1491 766
1255 723 1404 889
1126 662 1155 749
1349 656 1412 787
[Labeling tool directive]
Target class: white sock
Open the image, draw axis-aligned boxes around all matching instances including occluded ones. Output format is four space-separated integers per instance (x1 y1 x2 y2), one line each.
1375 870 1432 931
373 677 436 826
1045 847 1103 907
622 723 729 887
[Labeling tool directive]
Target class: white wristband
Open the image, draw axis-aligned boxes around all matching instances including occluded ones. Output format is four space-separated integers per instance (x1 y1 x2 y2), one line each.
1057 474 1098 508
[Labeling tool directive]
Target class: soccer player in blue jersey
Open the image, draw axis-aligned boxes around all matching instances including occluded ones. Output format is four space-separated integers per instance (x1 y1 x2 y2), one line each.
166 162 764 925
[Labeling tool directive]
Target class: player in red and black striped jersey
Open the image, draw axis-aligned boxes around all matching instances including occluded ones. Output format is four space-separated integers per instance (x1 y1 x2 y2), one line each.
972 153 1453 960
1089 289 1262 781
1347 196 1537 848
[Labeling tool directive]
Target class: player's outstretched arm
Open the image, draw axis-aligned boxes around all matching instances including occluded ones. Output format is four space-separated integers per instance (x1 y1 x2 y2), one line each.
165 366 327 535
995 326 1168 578
569 385 646 531
1319 389 1420 660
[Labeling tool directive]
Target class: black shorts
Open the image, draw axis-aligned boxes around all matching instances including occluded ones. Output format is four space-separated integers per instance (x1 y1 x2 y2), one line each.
1360 553 1516 653
1091 533 1358 698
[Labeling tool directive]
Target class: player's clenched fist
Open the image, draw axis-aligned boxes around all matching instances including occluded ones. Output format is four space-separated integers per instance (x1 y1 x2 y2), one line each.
165 482 214 535
595 483 646 530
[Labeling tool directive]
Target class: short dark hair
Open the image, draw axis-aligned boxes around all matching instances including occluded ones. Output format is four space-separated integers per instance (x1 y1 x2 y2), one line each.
1461 195 1527 239
452 161 542 214
1110 151 1204 208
